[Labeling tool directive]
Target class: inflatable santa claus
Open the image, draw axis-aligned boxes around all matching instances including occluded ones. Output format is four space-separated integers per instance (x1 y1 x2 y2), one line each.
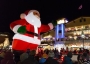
10 10 54 52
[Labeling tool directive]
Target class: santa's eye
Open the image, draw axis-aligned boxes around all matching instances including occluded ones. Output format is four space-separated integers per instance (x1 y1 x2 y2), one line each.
33 12 37 15
33 12 40 17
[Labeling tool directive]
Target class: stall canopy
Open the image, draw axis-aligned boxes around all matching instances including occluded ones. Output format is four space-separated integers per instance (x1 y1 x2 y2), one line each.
0 35 10 48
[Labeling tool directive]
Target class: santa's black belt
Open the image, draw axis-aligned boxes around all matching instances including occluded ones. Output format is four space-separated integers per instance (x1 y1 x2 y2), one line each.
26 31 39 37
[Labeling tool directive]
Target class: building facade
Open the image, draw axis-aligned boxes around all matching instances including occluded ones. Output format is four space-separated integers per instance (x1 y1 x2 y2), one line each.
65 17 90 50
41 18 68 50
41 17 90 50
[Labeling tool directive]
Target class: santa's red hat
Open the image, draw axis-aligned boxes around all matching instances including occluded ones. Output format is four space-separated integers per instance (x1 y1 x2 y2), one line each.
20 10 40 19
24 10 30 15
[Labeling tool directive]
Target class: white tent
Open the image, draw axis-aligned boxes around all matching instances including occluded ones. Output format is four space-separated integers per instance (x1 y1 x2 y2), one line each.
3 38 10 47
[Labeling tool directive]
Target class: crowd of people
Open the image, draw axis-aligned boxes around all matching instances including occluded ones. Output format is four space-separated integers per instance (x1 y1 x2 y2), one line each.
0 48 61 64
0 48 89 64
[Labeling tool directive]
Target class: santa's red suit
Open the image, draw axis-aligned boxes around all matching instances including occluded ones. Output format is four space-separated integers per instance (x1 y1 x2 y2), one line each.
10 10 53 52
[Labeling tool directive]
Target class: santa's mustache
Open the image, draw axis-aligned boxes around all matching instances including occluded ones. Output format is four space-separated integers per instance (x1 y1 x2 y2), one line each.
34 15 40 19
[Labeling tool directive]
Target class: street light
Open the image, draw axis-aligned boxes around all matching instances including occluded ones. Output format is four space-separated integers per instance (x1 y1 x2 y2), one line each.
57 18 68 24
81 31 85 49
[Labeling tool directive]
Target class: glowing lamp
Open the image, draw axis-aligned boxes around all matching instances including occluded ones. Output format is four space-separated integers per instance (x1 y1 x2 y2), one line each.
57 18 68 24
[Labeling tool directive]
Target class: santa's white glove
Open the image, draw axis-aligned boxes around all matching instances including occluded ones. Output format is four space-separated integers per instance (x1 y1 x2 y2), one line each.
48 23 54 30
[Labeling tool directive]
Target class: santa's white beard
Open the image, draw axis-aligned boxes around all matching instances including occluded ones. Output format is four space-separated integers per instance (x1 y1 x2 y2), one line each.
25 12 41 27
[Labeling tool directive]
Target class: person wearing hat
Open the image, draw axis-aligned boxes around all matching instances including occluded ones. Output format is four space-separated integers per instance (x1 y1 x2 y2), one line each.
62 52 73 64
18 50 39 64
39 54 48 64
10 10 54 52
48 50 55 58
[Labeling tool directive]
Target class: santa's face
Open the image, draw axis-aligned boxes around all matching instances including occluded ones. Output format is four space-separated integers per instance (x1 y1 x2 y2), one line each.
25 11 41 27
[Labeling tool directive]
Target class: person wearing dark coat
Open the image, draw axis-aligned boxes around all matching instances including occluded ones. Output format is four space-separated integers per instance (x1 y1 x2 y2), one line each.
44 51 59 64
21 50 39 64
1 51 16 64
62 52 73 64
0 52 5 63
44 57 59 64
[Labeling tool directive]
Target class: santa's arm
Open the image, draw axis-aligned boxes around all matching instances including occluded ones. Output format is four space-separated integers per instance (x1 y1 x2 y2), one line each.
40 23 53 32
10 19 26 33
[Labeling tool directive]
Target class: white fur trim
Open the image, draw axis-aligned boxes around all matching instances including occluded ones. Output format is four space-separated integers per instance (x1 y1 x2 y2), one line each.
48 23 54 30
13 33 41 45
34 26 38 39
13 25 22 33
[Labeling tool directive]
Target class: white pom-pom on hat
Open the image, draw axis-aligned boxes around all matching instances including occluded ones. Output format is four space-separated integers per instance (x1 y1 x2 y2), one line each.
20 13 26 19
20 10 30 19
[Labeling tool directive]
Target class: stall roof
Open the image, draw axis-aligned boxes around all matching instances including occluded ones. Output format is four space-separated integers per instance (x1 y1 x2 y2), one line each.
65 17 90 28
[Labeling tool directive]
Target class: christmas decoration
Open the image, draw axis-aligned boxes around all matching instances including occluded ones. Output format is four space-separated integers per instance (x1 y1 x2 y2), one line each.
10 10 54 52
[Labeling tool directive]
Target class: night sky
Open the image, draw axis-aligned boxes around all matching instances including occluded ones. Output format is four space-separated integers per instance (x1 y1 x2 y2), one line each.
0 0 90 35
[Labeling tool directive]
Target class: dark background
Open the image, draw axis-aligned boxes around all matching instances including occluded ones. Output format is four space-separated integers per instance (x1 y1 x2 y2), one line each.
0 0 90 35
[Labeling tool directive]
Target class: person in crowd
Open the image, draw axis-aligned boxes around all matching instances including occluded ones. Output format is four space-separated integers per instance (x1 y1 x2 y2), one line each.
45 49 49 55
17 52 28 64
1 51 16 64
13 50 23 64
77 51 82 61
81 50 90 60
77 48 83 61
79 50 90 64
35 54 39 62
59 52 62 59
48 50 54 58
62 52 73 64
0 52 5 63
60 48 63 53
26 49 30 55
44 50 59 64
65 47 69 54
86 49 90 55
39 53 48 64
42 51 48 59
78 48 82 53
54 49 59 59
73 49 77 54
20 50 39 64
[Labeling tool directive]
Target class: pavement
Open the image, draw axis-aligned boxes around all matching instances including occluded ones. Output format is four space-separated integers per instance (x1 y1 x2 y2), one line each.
71 55 78 61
